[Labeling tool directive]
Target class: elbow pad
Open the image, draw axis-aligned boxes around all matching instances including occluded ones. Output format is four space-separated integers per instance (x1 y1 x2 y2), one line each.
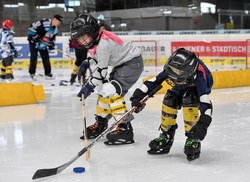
200 94 213 116
28 27 37 36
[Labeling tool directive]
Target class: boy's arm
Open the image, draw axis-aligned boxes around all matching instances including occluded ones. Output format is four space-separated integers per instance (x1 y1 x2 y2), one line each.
130 71 166 113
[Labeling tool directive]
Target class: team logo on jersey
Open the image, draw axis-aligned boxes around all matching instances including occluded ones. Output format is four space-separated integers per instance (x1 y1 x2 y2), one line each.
42 36 50 43
45 32 53 38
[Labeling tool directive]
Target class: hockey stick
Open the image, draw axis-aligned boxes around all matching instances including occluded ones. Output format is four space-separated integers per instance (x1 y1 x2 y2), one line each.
39 40 76 60
81 75 90 161
32 84 162 180
54 47 76 60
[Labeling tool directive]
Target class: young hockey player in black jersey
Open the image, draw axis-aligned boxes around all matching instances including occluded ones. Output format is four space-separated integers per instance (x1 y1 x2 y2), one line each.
70 14 143 145
130 48 213 161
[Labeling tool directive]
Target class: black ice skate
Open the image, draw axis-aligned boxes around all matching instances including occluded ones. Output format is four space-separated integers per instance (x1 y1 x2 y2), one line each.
70 73 77 85
1 74 14 83
184 138 201 161
30 74 36 80
0 74 6 80
147 129 175 155
104 123 135 145
45 74 55 80
5 74 14 80
80 116 108 140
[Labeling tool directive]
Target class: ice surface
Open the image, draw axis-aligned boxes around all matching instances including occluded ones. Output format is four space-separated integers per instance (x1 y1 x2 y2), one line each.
1 67 250 182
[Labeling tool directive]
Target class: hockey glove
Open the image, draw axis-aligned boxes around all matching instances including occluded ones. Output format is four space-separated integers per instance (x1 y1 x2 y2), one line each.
77 60 90 81
48 42 55 50
77 82 95 99
13 49 18 57
186 114 212 141
130 88 147 113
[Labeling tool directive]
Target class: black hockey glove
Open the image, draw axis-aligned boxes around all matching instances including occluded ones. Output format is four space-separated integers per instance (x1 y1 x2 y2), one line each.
130 88 147 113
13 49 18 57
77 60 90 81
77 82 95 99
48 42 55 50
186 114 212 141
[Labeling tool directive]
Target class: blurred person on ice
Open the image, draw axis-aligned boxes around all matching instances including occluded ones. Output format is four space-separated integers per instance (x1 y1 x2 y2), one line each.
70 14 144 145
130 48 213 161
27 14 62 80
68 36 88 85
0 20 18 82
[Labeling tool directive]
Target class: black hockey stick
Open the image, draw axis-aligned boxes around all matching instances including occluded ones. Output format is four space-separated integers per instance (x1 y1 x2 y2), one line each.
32 84 162 180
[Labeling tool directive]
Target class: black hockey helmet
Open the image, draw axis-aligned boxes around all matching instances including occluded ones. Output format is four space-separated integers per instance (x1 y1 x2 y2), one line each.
70 14 100 49
164 48 199 88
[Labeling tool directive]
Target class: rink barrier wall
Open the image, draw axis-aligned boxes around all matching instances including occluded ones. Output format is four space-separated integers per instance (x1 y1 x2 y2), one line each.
0 83 46 107
8 33 250 71
143 70 250 94
211 70 250 89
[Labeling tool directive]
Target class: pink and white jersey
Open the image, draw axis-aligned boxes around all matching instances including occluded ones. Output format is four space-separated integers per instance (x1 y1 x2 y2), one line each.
88 31 141 87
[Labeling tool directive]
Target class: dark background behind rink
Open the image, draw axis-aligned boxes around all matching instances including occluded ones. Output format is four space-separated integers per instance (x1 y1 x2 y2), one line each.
1 0 250 36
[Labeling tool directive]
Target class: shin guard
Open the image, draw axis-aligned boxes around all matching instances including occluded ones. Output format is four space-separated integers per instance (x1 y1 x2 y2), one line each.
182 91 199 133
96 95 112 118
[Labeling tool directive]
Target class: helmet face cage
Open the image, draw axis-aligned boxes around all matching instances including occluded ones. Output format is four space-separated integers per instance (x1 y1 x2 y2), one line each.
70 37 85 49
164 48 199 88
2 20 14 31
70 14 100 49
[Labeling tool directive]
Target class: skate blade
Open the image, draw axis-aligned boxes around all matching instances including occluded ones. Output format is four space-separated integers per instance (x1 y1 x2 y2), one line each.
32 74 44 81
147 149 170 155
3 79 13 83
187 154 200 161
45 77 55 80
104 139 135 145
80 135 98 140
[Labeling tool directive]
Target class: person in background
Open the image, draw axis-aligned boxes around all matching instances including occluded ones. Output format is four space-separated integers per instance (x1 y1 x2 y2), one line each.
68 37 88 85
130 48 213 161
0 20 18 82
27 14 62 80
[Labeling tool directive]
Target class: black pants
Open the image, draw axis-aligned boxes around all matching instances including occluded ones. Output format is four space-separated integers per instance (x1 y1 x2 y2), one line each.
29 42 51 75
2 56 13 67
0 56 14 79
75 48 88 67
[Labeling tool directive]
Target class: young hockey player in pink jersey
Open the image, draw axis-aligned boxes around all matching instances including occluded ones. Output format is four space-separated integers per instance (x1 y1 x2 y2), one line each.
70 14 144 145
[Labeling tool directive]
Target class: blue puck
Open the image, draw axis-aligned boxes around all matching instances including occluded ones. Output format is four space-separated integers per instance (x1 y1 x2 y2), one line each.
73 167 85 173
